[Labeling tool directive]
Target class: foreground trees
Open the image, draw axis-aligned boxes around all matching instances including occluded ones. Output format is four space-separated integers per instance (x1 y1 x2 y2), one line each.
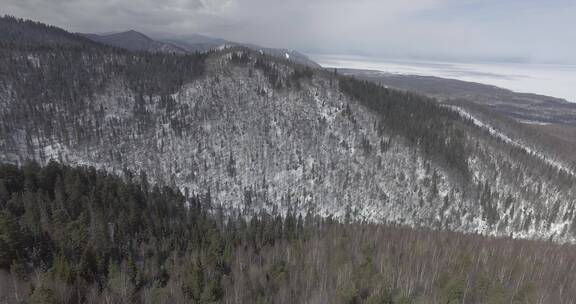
1 161 576 303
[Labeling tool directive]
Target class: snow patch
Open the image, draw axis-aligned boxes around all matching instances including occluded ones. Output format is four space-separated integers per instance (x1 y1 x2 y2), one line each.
447 105 576 177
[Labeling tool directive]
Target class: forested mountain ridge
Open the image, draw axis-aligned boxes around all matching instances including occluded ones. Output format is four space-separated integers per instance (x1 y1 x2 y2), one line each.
1 16 576 244
0 15 100 48
340 69 576 173
80 31 189 54
80 29 320 67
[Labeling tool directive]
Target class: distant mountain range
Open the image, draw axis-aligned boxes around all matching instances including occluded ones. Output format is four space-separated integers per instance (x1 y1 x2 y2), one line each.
80 30 320 67
80 30 188 54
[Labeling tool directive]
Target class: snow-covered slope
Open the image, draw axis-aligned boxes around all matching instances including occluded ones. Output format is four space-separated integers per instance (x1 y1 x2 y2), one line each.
1 45 576 242
448 105 576 178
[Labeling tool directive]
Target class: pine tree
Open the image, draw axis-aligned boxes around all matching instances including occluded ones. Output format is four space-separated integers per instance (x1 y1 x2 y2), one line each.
182 259 205 303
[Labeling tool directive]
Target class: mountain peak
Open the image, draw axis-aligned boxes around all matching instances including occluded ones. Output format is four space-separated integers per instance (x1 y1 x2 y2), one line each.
80 29 168 52
118 29 148 37
108 30 154 41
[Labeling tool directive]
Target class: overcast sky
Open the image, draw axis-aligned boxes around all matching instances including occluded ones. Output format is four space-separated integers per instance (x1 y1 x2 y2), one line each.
3 0 576 63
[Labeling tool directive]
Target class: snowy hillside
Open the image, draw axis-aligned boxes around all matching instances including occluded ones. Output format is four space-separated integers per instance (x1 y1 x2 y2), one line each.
0 14 575 241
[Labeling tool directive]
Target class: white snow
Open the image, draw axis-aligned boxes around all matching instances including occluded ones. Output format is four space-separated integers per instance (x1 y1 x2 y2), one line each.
447 105 576 177
310 54 576 103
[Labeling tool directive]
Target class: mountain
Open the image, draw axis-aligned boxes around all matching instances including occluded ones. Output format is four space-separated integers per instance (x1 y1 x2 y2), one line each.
2 16 576 243
0 15 99 47
160 33 230 52
81 29 320 67
155 33 321 67
80 30 188 54
242 42 321 68
339 69 576 171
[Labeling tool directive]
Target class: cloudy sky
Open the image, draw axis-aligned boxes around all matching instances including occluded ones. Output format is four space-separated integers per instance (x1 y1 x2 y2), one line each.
3 0 576 63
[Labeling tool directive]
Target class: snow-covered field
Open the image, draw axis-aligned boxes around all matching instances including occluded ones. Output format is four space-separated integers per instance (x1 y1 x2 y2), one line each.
309 54 576 102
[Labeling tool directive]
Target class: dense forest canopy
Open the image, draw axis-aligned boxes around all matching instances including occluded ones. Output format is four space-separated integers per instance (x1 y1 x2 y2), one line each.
1 162 576 303
0 15 100 48
339 76 470 181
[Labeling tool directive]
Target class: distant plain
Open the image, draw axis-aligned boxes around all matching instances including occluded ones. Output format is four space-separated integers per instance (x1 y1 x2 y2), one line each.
310 54 576 103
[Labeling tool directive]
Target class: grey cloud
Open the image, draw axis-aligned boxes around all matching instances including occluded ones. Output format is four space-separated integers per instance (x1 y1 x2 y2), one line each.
2 0 576 63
